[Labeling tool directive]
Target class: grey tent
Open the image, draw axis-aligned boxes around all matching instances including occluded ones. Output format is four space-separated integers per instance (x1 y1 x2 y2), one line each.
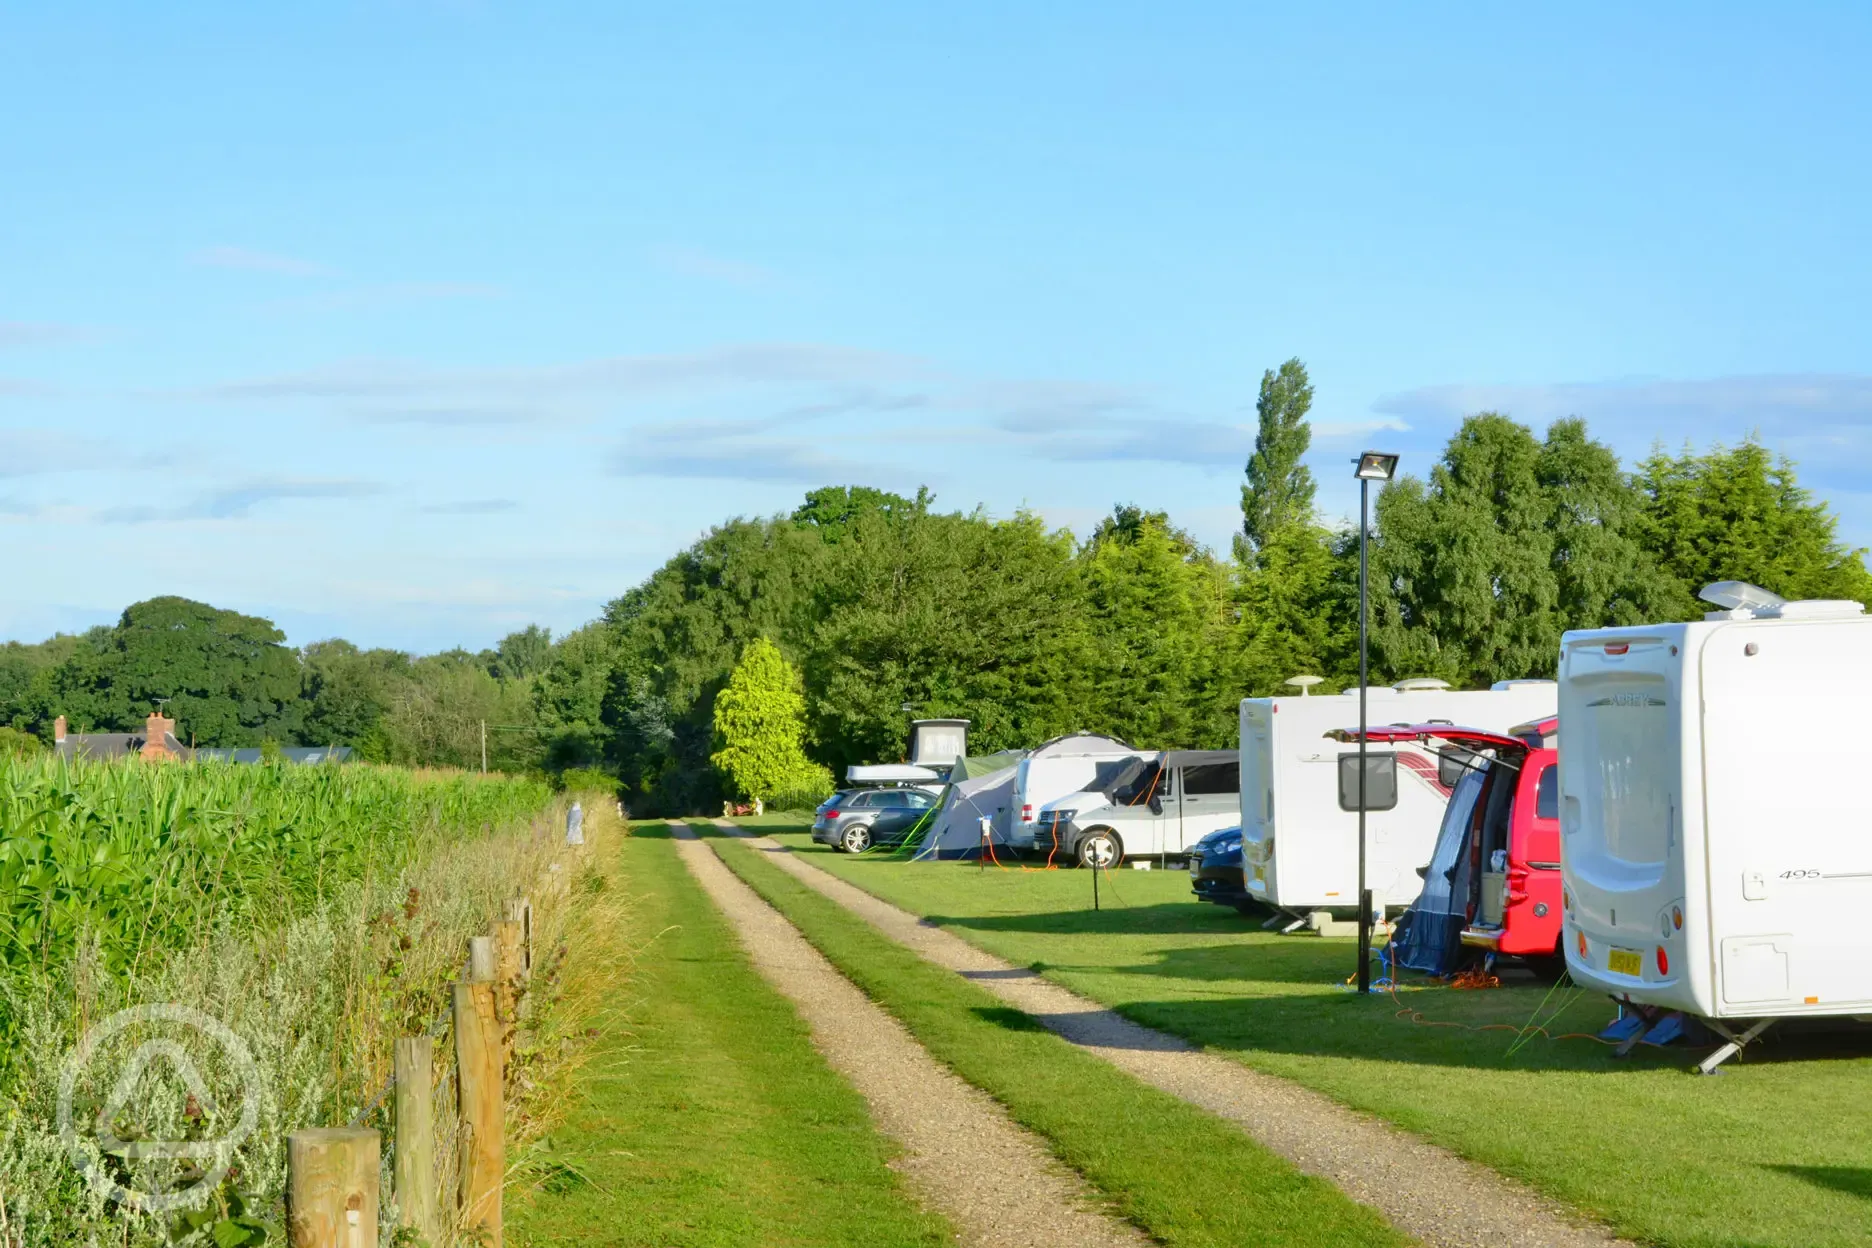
913 759 1024 859
950 750 1025 782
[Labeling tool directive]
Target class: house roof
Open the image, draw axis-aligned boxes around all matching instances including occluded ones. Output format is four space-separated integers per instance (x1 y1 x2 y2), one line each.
194 746 354 765
55 732 191 762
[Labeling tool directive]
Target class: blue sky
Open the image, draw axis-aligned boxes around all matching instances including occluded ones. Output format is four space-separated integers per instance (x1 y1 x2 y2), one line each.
5 3 1871 652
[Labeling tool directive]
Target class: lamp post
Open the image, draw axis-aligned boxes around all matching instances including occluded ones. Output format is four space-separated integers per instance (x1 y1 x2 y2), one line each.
1352 450 1399 994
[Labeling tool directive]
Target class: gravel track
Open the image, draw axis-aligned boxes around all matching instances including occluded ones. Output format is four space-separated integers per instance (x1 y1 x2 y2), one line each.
720 823 1637 1248
669 823 1153 1248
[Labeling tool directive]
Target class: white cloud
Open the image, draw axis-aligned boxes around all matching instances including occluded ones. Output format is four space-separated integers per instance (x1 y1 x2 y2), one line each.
99 479 384 524
188 343 929 405
1373 373 1872 436
0 322 91 349
190 245 332 277
649 244 778 289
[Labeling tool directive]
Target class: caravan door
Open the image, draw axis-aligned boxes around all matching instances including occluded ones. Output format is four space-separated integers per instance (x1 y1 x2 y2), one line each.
1178 760 1241 853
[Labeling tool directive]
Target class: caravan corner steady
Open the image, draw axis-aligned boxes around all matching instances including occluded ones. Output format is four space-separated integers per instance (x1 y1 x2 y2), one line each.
1238 680 1558 920
1559 582 1872 1071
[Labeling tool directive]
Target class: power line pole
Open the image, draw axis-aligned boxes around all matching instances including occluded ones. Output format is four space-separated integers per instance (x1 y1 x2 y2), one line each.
480 719 488 774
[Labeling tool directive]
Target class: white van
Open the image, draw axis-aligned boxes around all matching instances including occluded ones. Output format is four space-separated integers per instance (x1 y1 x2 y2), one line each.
1559 583 1872 1070
1031 750 1239 867
1006 734 1148 850
1239 680 1558 916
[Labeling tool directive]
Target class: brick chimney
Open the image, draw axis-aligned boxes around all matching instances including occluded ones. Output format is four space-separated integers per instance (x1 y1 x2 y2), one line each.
142 711 179 762
54 715 67 744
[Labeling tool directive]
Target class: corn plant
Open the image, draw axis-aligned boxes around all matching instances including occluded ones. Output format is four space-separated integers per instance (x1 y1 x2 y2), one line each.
0 757 548 1010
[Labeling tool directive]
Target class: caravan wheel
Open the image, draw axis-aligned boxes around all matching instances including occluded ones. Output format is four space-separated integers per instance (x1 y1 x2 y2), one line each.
1077 830 1122 869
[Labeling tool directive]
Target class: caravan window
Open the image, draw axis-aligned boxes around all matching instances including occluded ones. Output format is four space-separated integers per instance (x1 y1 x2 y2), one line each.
1337 752 1399 812
1183 762 1239 796
1534 766 1558 820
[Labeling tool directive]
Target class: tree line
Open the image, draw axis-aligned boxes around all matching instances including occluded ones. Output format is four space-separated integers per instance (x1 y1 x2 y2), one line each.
5 359 1866 812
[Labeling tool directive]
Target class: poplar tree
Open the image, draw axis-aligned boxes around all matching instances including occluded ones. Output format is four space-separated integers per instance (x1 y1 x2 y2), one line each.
1238 358 1317 556
1233 357 1348 695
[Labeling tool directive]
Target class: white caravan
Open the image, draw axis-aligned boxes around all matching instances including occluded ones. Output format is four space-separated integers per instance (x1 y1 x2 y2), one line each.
1559 582 1872 1071
1031 749 1239 867
1239 680 1558 916
1006 734 1150 851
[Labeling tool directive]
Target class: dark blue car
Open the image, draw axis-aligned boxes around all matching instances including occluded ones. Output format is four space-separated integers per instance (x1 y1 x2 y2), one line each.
1189 825 1255 914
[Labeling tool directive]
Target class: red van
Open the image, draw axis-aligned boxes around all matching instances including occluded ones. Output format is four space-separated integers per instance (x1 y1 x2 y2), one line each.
1338 718 1561 974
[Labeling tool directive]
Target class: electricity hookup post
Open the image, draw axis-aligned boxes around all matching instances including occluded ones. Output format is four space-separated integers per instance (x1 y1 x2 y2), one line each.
1353 450 1399 995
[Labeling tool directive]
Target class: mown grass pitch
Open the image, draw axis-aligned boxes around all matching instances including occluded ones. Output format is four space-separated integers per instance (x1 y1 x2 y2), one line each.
745 817 1872 1248
711 829 1408 1248
507 824 951 1247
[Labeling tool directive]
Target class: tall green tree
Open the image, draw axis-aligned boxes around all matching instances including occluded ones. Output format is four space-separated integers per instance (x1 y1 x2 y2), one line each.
1369 416 1555 685
33 597 305 746
711 638 825 802
1238 358 1317 556
533 622 617 772
491 625 553 682
1538 418 1669 629
802 507 1092 772
792 485 931 540
1371 414 1671 686
1078 506 1233 746
301 639 412 747
1234 520 1353 696
375 654 537 771
1633 439 1872 615
602 515 833 811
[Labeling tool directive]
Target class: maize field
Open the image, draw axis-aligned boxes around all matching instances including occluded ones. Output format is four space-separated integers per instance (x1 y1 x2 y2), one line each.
0 755 550 994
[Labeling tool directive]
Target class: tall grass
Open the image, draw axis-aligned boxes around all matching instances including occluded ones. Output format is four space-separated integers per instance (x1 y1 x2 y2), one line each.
0 757 566 1244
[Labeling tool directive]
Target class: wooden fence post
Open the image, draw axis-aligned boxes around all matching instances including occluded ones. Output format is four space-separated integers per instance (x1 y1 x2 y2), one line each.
453 978 504 1245
492 918 523 1058
468 934 498 983
393 1036 437 1244
287 1127 380 1247
503 896 533 979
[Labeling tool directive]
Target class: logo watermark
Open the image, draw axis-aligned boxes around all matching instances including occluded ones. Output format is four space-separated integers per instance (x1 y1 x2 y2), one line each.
58 1004 261 1213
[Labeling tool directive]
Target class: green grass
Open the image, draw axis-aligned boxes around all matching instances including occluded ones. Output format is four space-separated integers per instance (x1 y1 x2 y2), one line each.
751 821 1872 1248
706 829 1409 1248
506 823 952 1248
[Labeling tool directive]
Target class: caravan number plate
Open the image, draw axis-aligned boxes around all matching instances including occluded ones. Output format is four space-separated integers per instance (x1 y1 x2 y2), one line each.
1608 948 1642 977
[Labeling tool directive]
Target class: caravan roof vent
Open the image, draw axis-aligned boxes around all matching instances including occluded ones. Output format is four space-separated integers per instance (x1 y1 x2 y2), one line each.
1698 581 1785 614
1393 677 1452 692
1699 581 1864 622
1491 679 1557 690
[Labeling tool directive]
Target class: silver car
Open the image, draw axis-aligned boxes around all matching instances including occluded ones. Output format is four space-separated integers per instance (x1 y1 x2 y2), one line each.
811 787 940 853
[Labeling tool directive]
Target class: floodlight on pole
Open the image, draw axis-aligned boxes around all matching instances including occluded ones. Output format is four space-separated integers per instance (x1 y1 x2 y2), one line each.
1355 451 1400 482
1285 674 1324 697
1352 450 1399 994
